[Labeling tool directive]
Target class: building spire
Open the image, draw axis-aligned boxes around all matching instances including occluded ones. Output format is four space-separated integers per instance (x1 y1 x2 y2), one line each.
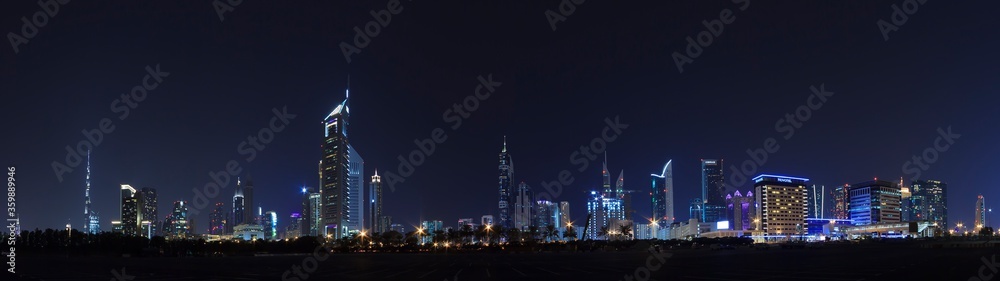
502 135 507 153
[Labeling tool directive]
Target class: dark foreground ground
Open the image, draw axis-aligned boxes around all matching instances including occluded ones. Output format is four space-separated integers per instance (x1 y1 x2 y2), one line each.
10 244 998 281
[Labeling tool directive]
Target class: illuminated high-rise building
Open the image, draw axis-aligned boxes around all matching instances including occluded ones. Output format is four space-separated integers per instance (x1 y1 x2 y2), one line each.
602 153 612 195
321 88 351 238
370 171 384 233
82 150 100 234
848 179 902 225
514 182 534 230
534 200 560 230
232 181 246 228
586 191 624 240
299 188 322 237
167 201 191 238
497 137 514 230
263 210 278 240
753 174 809 236
651 160 674 226
831 184 850 220
139 187 158 236
976 195 986 230
726 190 756 231
899 178 912 221
481 215 494 226
209 202 226 235
558 202 570 229
240 178 255 227
346 145 364 235
809 185 825 219
616 171 634 221
911 179 948 228
119 184 144 237
701 159 726 223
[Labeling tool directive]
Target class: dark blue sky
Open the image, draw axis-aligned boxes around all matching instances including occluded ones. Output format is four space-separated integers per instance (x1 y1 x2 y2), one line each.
2 1 998 233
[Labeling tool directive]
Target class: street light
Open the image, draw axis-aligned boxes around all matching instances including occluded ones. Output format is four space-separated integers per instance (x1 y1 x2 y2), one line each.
485 225 492 245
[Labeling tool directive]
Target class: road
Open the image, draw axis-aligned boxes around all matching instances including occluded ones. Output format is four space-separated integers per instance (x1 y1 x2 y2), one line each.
12 244 998 280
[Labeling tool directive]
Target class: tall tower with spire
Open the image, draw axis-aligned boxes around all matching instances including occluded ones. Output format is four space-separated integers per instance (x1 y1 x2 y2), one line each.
602 153 611 195
83 150 100 234
320 86 352 238
370 170 383 233
498 136 514 230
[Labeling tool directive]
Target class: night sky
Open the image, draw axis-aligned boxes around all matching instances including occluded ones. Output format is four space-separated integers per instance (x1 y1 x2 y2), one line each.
3 1 998 234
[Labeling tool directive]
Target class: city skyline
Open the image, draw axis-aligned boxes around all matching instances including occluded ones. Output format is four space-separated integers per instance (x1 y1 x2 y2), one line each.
2 1 997 236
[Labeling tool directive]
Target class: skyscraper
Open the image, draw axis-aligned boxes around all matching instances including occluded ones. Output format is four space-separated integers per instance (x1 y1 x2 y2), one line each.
321 88 351 238
534 200 560 230
232 182 246 228
753 174 809 236
264 210 278 240
701 159 726 223
848 179 902 225
976 195 986 230
119 184 142 236
831 184 850 220
602 154 612 195
586 191 605 240
558 201 570 229
209 202 226 235
168 201 191 238
497 137 513 230
370 171 383 233
651 160 674 225
616 171 634 221
586 191 624 240
726 190 756 231
911 180 948 228
139 187 158 236
900 178 912 221
808 185 824 219
241 178 255 227
83 150 100 234
514 182 534 230
346 144 364 235
304 189 322 237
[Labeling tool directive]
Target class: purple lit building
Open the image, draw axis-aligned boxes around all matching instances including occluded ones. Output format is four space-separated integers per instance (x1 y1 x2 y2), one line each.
726 190 757 231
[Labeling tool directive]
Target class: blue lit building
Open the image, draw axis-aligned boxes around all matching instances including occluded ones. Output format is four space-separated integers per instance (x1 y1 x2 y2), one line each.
849 179 902 225
804 218 853 239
